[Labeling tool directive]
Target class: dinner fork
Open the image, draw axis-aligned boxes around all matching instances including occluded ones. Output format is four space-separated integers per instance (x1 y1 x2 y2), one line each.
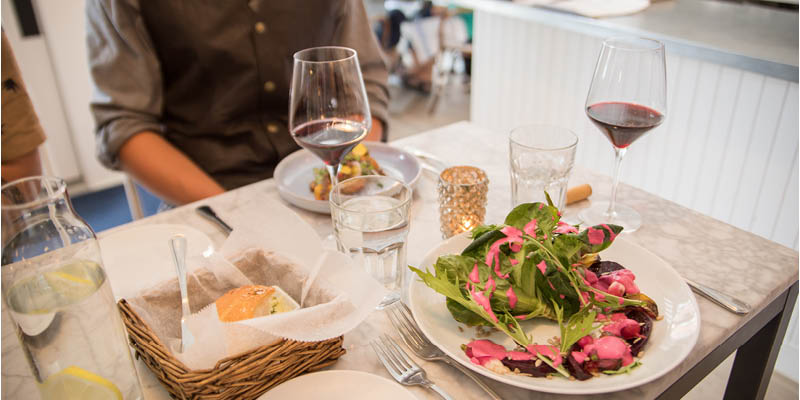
371 335 454 400
387 303 502 400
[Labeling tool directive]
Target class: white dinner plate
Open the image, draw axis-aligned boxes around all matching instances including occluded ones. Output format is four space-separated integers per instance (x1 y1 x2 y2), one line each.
273 142 422 214
408 233 700 395
99 224 214 300
257 370 416 400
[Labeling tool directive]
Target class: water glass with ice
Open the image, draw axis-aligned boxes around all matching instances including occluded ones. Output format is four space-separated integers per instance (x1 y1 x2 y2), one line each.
329 175 412 307
509 124 578 209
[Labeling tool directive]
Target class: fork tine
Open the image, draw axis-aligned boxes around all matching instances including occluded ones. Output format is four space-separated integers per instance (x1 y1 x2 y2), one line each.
398 302 429 345
371 339 400 379
388 306 424 350
383 334 417 370
379 335 410 372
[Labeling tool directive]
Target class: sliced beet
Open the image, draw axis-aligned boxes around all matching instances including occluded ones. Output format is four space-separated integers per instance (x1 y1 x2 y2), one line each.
501 358 555 377
565 344 592 381
589 260 625 276
624 307 653 356
586 357 622 372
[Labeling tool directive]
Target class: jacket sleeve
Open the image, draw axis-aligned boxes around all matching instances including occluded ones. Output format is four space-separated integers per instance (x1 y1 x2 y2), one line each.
336 0 391 139
86 0 164 169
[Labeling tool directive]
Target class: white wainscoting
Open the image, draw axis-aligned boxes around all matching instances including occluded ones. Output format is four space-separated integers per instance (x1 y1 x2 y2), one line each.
470 10 799 381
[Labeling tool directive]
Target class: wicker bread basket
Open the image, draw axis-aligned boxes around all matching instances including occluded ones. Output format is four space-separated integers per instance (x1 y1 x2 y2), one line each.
118 299 345 400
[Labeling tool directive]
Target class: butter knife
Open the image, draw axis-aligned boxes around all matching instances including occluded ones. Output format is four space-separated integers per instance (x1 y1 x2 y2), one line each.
196 205 233 235
685 278 751 315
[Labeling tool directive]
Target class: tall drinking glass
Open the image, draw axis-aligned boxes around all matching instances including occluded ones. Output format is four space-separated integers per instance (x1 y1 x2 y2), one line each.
289 46 371 187
580 37 667 232
1 177 142 399
509 124 578 210
329 175 411 307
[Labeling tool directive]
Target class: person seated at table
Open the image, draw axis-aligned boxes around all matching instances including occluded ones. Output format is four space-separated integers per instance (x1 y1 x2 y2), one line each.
86 0 390 207
2 31 46 184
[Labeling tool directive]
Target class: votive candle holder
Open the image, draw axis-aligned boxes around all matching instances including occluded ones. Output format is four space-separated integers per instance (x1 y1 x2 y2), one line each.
437 166 489 239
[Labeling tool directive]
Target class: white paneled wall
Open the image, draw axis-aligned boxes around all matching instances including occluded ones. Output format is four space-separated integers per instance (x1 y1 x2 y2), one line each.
471 11 799 251
470 10 799 380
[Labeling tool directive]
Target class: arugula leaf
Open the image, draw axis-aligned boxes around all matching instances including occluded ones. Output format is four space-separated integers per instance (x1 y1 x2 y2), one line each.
409 266 531 345
602 360 642 375
471 224 502 239
559 306 597 353
530 347 571 378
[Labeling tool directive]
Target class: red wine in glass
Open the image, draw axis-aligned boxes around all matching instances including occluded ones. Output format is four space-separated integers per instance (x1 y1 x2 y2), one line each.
291 118 368 166
586 102 664 148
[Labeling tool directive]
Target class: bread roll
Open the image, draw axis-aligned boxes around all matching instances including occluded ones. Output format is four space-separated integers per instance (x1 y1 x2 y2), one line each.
215 285 276 322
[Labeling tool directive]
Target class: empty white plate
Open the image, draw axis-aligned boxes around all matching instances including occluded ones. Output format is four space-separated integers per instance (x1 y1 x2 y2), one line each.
258 370 415 400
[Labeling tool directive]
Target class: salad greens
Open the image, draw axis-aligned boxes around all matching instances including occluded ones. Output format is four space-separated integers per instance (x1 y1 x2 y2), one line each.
410 201 653 349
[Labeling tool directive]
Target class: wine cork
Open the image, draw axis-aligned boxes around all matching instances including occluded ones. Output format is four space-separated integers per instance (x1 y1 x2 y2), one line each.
566 184 592 205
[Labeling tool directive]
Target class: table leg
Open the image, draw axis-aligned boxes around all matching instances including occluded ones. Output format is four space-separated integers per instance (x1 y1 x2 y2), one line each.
723 282 798 400
657 281 798 400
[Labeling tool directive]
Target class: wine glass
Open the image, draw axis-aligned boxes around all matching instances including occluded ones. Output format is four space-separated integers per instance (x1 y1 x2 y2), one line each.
289 46 371 188
579 37 667 232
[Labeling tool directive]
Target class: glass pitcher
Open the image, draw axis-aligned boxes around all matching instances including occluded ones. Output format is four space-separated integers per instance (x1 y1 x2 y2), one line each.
1 176 142 399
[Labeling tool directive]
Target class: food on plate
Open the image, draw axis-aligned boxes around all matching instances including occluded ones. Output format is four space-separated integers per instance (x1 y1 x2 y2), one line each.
309 143 385 200
410 201 660 380
215 285 296 322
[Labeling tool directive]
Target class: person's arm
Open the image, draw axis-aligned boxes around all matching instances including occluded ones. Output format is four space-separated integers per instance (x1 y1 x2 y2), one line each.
1 150 42 183
365 117 384 142
118 131 224 205
2 31 46 183
87 0 221 205
337 0 391 142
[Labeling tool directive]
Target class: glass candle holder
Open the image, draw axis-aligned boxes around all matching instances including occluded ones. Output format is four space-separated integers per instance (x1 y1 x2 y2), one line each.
438 166 489 239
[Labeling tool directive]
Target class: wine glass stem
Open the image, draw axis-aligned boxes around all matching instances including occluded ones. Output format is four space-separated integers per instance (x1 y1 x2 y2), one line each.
326 164 339 187
607 147 627 218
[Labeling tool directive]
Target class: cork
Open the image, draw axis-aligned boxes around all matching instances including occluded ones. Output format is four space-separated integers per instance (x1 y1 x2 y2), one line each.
566 184 592 205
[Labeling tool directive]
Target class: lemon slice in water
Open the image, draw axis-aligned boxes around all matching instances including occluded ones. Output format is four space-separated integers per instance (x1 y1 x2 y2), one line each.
39 366 122 400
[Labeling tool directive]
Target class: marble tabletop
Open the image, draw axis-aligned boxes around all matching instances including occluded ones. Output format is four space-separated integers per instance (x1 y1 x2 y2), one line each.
2 121 797 399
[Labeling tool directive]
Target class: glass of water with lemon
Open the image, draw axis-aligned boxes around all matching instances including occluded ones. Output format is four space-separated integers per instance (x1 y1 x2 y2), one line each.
1 177 142 400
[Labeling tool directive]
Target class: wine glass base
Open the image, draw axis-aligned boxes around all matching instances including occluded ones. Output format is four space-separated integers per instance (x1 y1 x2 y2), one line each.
578 202 641 233
375 292 401 310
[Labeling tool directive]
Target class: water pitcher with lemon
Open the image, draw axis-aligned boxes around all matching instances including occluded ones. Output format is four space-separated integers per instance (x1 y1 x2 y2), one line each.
1 177 142 399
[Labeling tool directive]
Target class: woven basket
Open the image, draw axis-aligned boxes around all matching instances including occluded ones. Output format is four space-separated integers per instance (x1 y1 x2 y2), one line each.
118 299 345 400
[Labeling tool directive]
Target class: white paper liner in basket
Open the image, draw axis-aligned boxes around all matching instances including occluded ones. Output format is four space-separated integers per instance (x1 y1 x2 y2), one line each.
125 199 388 370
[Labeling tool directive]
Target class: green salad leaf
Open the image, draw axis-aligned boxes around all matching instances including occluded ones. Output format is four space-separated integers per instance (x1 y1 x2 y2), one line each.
410 202 648 351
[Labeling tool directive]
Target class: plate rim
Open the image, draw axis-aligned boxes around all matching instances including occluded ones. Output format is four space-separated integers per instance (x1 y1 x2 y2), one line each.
273 142 422 214
408 232 700 395
257 369 416 400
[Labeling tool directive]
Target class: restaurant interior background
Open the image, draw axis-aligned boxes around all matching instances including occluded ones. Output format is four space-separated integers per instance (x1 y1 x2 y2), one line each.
1 0 797 397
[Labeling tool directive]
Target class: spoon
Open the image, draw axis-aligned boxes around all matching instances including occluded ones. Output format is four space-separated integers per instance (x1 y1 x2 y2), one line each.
170 234 195 352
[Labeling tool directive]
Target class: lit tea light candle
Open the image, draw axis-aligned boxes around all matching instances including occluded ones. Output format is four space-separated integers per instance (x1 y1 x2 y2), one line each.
438 166 489 239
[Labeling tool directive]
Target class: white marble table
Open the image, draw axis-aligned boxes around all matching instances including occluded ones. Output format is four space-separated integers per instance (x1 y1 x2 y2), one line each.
3 121 797 399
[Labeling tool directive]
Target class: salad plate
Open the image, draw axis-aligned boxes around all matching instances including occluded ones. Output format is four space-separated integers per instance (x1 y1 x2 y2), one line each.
257 370 415 400
408 232 700 395
274 142 422 214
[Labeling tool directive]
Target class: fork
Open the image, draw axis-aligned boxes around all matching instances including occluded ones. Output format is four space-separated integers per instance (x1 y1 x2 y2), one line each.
371 335 454 400
387 303 502 400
